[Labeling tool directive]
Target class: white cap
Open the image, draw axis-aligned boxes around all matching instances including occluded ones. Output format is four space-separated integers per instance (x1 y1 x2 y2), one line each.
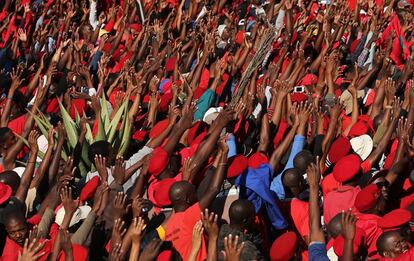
203 107 223 125
55 205 92 228
217 24 227 38
350 134 373 161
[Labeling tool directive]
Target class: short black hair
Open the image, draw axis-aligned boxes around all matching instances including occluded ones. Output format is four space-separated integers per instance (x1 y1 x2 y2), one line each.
88 140 112 163
376 231 400 257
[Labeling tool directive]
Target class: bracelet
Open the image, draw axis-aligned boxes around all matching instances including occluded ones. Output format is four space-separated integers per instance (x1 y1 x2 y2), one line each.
219 163 227 166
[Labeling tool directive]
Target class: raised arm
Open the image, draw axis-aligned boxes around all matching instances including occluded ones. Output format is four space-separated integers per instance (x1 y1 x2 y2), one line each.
14 130 39 203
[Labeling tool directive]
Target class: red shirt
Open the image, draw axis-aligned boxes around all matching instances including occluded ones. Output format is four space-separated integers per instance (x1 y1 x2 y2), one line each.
164 203 207 261
355 213 382 258
291 198 310 241
323 185 361 224
1 237 52 261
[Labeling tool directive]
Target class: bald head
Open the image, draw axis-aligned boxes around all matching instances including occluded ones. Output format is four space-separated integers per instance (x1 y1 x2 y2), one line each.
0 171 20 194
169 181 197 208
293 150 314 174
327 213 343 239
283 168 305 198
229 199 255 229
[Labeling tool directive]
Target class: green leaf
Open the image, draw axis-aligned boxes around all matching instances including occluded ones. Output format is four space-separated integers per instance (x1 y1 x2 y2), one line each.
58 100 79 148
107 101 127 143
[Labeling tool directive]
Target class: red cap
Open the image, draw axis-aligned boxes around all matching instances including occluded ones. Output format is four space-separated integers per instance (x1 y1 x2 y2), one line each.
248 152 269 169
165 57 176 72
227 155 248 178
270 231 298 261
80 176 100 202
378 209 412 231
150 178 176 207
333 154 361 183
148 147 169 177
327 137 351 166
149 119 170 139
0 182 12 204
300 73 318 86
333 227 365 258
348 121 370 137
291 93 308 103
354 184 381 212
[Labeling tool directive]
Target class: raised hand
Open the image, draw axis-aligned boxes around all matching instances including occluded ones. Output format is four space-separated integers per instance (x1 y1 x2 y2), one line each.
298 102 313 123
112 192 128 219
341 209 356 241
109 242 124 261
112 156 126 185
18 238 46 261
28 130 40 153
201 209 219 239
111 218 127 246
221 234 245 261
129 217 147 245
306 157 320 188
60 186 78 215
94 155 108 182
190 221 204 257
139 239 163 261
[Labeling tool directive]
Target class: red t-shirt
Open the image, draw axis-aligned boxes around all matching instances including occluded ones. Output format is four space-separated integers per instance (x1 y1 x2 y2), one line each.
355 213 382 258
1 237 52 261
323 185 361 224
291 198 310 241
164 203 207 261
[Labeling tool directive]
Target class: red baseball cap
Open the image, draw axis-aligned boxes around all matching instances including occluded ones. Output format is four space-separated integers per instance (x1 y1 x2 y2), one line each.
354 184 381 212
149 119 170 139
150 178 177 207
333 154 361 183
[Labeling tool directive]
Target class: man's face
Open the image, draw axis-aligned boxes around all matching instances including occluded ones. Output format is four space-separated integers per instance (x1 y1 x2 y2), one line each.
6 219 28 246
384 233 409 258
2 130 16 151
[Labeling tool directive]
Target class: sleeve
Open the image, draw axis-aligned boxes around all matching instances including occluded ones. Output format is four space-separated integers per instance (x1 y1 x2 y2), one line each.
275 10 285 30
89 0 98 30
71 211 97 245
283 135 306 170
308 242 331 261
194 89 216 121
361 160 372 174
37 208 56 238
89 51 103 72
270 174 286 200
226 134 237 158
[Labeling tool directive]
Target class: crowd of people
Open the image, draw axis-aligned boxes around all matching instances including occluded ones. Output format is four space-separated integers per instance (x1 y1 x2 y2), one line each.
0 0 413 260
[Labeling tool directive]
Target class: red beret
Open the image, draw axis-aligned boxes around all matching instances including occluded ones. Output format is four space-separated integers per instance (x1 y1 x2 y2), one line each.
300 73 318 86
270 231 298 261
80 176 100 202
165 57 176 72
333 154 361 183
0 182 12 204
327 137 351 166
227 155 248 179
150 178 176 207
378 209 412 231
150 119 170 139
148 147 169 177
348 121 370 137
354 184 381 212
248 152 269 169
333 227 365 258
291 93 308 103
